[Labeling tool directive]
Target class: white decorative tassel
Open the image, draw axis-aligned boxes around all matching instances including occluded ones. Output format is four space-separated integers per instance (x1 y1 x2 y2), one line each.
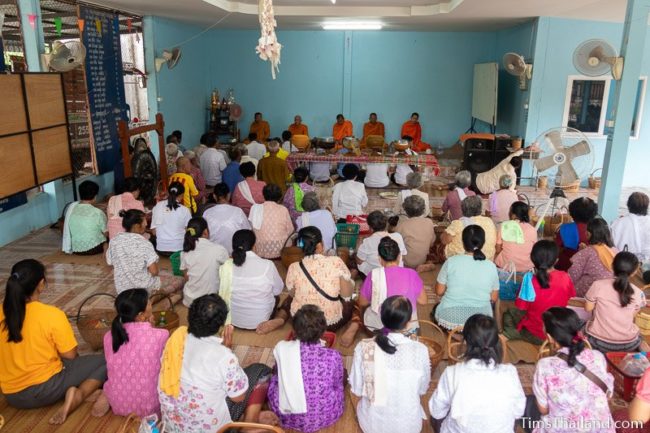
255 0 282 79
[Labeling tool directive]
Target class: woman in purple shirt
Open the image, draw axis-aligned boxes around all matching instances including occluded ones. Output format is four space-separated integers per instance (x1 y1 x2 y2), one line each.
268 305 345 432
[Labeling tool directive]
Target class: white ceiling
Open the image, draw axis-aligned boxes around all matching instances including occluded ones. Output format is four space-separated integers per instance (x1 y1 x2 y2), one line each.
88 0 630 31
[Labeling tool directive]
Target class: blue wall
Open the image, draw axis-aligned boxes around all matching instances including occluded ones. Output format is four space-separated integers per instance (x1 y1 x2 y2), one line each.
204 30 496 145
525 17 650 187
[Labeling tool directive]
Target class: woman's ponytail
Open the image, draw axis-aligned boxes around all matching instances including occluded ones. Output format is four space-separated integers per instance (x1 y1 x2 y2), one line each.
374 296 412 355
542 307 586 367
298 226 323 256
2 259 45 343
232 230 256 266
183 217 208 253
531 240 558 289
375 332 397 354
567 336 586 367
166 181 184 211
111 289 149 353
613 251 639 307
473 248 486 261
461 225 486 261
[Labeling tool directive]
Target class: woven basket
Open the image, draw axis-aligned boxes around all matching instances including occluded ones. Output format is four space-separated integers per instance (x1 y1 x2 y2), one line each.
291 134 310 151
558 180 581 192
76 292 117 351
150 293 180 333
538 338 592 360
588 168 602 189
366 135 386 153
415 320 445 374
280 232 303 269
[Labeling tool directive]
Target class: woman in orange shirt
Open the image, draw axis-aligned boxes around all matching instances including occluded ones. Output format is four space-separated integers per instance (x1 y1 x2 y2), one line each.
0 259 108 425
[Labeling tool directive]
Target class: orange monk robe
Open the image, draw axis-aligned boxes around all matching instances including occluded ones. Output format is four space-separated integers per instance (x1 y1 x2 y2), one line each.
288 123 309 137
400 121 431 152
332 120 354 142
361 122 385 147
249 120 270 143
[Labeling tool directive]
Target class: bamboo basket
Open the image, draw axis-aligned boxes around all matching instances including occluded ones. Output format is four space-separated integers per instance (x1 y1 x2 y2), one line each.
588 168 603 189
413 320 445 374
150 293 180 333
557 180 581 193
76 293 117 351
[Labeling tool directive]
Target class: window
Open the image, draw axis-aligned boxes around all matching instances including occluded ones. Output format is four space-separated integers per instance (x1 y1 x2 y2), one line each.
563 75 647 138
562 77 610 135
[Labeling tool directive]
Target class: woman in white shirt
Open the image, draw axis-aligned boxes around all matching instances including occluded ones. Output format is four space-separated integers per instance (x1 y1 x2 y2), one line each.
429 314 526 433
295 192 337 251
332 164 368 220
180 217 229 308
151 182 192 255
219 229 284 333
364 163 390 188
611 192 650 261
203 183 251 254
350 295 431 433
356 210 407 276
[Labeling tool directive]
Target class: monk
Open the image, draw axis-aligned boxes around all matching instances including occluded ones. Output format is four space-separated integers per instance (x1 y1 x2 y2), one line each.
288 115 309 137
249 112 270 143
400 112 431 152
332 114 353 147
361 112 385 147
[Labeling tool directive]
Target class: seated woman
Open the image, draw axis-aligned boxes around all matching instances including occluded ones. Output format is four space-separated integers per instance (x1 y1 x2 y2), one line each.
268 226 354 334
533 307 614 431
332 164 368 220
203 183 252 254
442 196 497 261
441 170 475 221
568 218 618 297
268 305 345 432
283 166 315 222
232 161 266 216
249 184 294 259
394 172 430 217
350 296 431 433
502 240 576 345
612 192 650 262
219 229 284 333
364 163 390 188
494 201 537 272
106 177 144 239
0 259 108 424
181 217 229 308
184 149 207 204
107 209 160 294
159 294 275 433
62 180 107 255
555 197 598 271
341 236 427 347
151 181 192 255
585 251 646 353
429 314 526 432
357 211 407 277
488 175 519 224
103 289 168 417
395 195 435 270
434 225 499 330
296 192 337 251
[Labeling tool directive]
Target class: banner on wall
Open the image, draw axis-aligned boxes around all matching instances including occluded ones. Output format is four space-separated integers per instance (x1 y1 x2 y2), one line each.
78 5 128 174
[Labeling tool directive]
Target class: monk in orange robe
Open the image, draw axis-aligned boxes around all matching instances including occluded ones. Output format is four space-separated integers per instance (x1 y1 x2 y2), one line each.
400 112 431 152
332 114 353 148
249 112 270 143
361 112 385 148
288 115 309 137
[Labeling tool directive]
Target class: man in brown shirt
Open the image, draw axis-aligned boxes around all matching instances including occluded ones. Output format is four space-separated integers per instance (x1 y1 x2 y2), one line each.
395 195 435 269
257 140 290 193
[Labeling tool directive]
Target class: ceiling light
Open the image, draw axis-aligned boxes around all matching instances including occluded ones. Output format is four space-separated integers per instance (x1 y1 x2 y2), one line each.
322 22 383 30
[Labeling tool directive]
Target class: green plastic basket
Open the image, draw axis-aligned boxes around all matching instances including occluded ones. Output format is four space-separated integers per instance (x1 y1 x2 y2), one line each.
334 223 360 249
169 251 183 276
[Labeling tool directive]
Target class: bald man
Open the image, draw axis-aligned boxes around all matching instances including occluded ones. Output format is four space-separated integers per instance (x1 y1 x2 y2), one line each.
288 115 309 137
332 114 353 147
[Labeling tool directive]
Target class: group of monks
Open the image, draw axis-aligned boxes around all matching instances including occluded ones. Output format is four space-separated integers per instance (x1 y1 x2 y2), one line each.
248 112 431 152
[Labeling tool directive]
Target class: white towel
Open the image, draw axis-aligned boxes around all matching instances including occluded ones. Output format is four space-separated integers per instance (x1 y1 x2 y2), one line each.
364 267 388 331
373 342 388 407
456 187 467 202
274 340 307 414
107 194 123 219
249 203 264 230
237 180 256 205
61 201 80 254
300 212 310 228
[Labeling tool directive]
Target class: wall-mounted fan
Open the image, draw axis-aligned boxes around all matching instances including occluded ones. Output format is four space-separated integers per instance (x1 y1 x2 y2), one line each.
573 39 624 80
503 52 533 90
47 40 86 72
155 47 182 72
533 127 594 188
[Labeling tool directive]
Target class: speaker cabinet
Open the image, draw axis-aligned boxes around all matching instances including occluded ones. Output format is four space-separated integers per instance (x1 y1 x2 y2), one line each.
463 144 522 191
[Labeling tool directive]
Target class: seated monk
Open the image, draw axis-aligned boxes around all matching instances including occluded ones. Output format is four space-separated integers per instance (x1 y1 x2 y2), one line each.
361 113 385 148
400 112 431 152
288 114 309 137
332 114 353 148
249 112 270 143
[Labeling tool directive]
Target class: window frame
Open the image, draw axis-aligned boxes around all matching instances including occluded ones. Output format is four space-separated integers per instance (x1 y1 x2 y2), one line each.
562 75 611 138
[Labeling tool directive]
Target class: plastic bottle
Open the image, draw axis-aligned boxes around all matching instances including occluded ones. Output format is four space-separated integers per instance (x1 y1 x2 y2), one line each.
158 311 167 327
619 352 650 377
147 419 160 433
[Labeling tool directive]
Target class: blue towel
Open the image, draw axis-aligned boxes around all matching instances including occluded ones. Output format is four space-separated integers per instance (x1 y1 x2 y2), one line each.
559 222 580 250
518 271 536 302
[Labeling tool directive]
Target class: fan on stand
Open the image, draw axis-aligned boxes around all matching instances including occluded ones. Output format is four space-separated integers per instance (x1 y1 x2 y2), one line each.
46 40 86 72
533 127 595 192
155 47 182 72
573 39 624 80
503 52 533 90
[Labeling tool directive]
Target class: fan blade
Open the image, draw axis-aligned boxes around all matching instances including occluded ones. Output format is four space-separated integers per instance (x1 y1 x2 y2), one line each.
556 161 579 185
564 140 591 160
534 155 558 172
544 130 564 152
